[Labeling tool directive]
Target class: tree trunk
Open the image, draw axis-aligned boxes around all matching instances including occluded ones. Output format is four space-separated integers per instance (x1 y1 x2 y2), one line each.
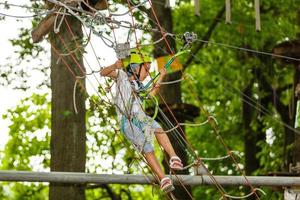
49 15 86 200
293 10 300 168
293 64 300 169
242 80 259 175
280 66 297 170
243 79 265 173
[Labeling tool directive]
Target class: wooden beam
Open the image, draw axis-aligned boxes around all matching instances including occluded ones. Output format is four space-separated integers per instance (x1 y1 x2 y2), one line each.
1 170 300 187
31 14 56 43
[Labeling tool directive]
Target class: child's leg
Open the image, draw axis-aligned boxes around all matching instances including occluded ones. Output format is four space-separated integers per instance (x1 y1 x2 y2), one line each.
144 151 165 180
144 151 175 193
154 128 176 157
154 128 183 170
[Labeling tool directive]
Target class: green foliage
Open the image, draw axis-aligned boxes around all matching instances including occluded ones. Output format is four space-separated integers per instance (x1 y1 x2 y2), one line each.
1 93 50 199
2 183 48 200
9 27 44 60
173 0 298 198
1 93 50 170
0 1 48 90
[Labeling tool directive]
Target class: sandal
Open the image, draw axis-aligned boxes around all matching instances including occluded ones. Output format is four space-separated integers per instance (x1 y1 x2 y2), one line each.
169 156 183 170
160 177 175 193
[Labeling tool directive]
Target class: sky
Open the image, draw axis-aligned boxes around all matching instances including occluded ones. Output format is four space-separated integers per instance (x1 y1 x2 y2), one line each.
0 1 30 149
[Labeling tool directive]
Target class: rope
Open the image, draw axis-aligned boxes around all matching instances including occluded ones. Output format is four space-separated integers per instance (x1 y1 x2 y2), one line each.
201 151 242 161
152 46 229 197
146 2 230 198
221 188 266 200
45 6 272 197
164 125 179 133
73 78 79 114
147 0 174 54
0 0 300 61
110 0 148 16
51 18 161 193
0 11 52 18
80 0 98 13
64 17 114 106
179 54 262 199
2 1 216 196
53 8 66 33
134 8 259 198
194 39 300 62
188 52 300 136
124 1 200 198
0 3 55 18
146 15 259 199
6 1 299 63
159 78 184 85
140 33 175 47
156 101 228 199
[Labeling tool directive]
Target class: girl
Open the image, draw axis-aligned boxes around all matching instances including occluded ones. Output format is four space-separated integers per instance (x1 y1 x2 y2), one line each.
100 49 183 193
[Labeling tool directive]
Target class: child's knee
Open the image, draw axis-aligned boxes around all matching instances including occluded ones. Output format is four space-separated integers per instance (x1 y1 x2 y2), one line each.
154 128 164 134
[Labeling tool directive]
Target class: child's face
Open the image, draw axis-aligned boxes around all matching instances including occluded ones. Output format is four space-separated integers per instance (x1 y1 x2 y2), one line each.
135 63 151 81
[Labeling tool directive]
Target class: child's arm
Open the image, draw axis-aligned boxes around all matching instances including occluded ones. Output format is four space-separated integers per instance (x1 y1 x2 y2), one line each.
149 67 167 97
100 60 123 79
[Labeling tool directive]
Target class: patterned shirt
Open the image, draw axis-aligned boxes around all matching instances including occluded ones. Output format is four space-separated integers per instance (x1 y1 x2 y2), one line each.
113 70 146 122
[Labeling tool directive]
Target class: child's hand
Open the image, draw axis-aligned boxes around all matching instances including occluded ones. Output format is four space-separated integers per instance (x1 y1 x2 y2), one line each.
114 60 123 69
159 67 167 76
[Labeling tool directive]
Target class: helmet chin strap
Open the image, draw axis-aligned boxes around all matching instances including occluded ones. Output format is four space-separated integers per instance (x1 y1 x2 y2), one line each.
130 64 142 80
132 65 144 91
137 64 142 79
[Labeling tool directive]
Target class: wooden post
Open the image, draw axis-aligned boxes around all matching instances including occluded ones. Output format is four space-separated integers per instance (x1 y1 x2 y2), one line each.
225 0 231 24
255 0 261 31
194 0 200 16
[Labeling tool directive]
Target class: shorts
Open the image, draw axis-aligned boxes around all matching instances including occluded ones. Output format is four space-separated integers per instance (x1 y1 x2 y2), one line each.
120 115 162 153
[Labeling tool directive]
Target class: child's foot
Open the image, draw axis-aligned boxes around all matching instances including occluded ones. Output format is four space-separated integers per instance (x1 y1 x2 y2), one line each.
169 156 183 170
160 177 175 193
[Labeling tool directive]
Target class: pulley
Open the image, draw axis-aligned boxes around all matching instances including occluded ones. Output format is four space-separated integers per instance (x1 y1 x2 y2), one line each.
114 42 130 59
